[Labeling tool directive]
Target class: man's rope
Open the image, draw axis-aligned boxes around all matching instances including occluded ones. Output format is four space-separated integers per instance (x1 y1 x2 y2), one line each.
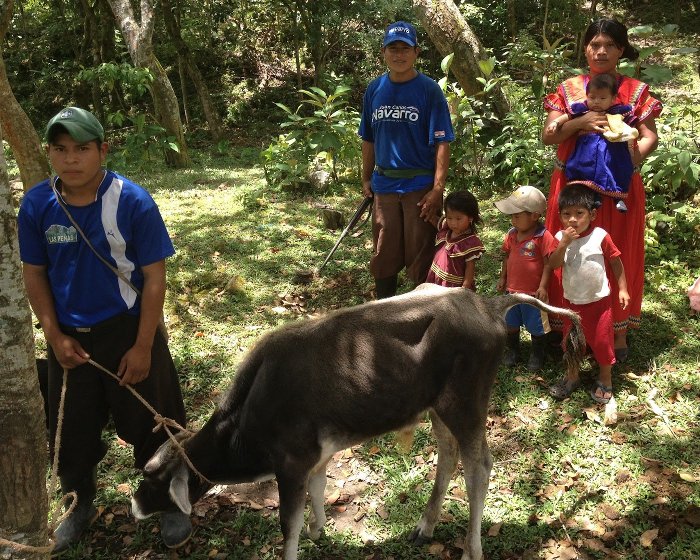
0 368 74 554
0 358 213 554
85 359 213 485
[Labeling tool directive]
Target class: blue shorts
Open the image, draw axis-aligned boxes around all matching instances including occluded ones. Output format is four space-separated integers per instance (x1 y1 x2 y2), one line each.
505 303 546 336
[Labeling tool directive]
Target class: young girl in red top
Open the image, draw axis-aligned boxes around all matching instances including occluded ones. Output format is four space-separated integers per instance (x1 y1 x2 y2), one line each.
426 190 485 290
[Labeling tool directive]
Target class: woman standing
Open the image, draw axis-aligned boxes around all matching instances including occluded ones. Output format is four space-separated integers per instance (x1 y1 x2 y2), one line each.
543 19 662 361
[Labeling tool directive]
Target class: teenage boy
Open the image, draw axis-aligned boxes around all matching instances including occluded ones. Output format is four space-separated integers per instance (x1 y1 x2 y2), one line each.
359 21 455 298
17 107 191 552
547 182 630 403
495 186 556 370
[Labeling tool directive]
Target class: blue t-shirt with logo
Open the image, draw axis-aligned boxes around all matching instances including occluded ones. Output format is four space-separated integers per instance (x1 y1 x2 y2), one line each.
358 72 454 194
18 170 175 327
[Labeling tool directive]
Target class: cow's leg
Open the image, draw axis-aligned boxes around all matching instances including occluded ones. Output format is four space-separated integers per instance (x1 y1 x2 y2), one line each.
276 470 309 560
458 432 492 560
409 412 459 545
306 461 329 540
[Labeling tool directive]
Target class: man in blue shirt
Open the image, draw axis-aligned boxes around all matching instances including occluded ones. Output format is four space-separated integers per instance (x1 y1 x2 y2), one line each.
359 21 455 298
18 107 191 553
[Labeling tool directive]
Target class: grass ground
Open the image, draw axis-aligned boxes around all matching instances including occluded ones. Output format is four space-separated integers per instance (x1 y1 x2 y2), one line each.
34 145 699 560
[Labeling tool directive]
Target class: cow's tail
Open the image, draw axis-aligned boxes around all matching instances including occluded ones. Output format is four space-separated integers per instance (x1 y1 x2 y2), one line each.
493 293 586 372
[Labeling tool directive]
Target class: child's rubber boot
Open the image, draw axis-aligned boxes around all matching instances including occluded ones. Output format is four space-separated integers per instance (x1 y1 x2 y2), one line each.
503 331 520 367
527 335 547 371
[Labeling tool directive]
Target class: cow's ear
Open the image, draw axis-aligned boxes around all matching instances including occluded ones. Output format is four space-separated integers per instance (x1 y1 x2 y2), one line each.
169 464 192 515
144 440 174 474
144 453 162 474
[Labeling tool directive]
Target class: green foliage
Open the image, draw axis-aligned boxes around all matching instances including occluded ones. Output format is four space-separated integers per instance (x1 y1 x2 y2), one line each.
503 31 579 103
487 101 550 190
642 102 700 263
77 62 180 166
441 53 547 193
620 24 697 84
78 63 154 99
261 79 360 189
105 112 180 169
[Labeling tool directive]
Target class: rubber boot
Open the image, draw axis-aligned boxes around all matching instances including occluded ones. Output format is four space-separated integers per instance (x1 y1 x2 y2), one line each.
503 331 520 367
161 510 193 549
374 275 398 299
527 335 547 371
52 469 98 555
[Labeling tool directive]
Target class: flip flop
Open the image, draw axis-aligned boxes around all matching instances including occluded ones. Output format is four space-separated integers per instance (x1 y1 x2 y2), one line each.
614 347 629 363
549 377 581 400
590 381 613 404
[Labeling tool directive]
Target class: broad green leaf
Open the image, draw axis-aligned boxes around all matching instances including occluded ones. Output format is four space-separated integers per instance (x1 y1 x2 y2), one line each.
628 25 654 36
304 86 328 99
661 24 679 35
274 102 294 114
638 46 659 60
642 65 673 83
441 53 454 74
670 47 698 54
478 57 496 77
678 150 691 173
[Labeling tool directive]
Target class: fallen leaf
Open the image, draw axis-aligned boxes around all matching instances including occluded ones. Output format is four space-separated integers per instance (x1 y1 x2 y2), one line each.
116 483 131 495
641 456 663 468
640 528 659 547
427 542 444 555
583 407 602 423
559 545 578 560
679 472 698 482
326 489 341 504
615 469 631 484
487 522 503 536
600 503 621 520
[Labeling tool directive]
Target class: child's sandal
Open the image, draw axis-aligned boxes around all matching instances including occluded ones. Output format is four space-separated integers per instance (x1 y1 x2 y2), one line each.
590 381 613 404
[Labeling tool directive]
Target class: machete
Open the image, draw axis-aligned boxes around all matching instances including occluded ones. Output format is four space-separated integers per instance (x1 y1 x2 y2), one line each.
318 196 373 272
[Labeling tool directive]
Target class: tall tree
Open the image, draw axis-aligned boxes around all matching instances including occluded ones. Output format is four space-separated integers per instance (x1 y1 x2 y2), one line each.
0 121 50 558
160 0 224 141
413 0 511 119
107 0 191 167
0 0 50 191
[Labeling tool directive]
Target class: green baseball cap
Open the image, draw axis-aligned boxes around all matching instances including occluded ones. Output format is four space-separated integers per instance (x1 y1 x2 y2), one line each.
45 107 104 143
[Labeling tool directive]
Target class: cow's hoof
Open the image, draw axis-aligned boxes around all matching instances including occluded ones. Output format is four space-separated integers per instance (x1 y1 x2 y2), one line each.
408 528 430 546
306 525 325 541
160 511 192 549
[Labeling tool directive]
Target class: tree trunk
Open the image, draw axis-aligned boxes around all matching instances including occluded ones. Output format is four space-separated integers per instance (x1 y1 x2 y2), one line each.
412 0 511 119
0 122 50 558
78 0 106 121
0 0 50 191
160 0 224 141
106 0 191 167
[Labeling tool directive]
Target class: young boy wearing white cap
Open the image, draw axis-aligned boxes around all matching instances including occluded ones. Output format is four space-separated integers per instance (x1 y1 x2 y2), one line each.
495 185 556 370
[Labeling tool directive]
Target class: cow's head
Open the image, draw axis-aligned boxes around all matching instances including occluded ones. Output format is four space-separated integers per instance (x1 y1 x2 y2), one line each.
132 436 208 520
